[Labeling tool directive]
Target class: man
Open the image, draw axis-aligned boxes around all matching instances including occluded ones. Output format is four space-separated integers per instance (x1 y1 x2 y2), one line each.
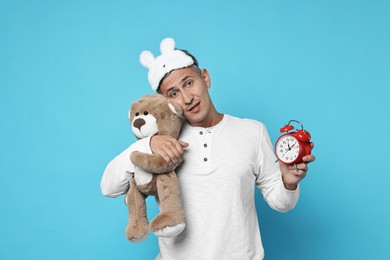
101 38 316 259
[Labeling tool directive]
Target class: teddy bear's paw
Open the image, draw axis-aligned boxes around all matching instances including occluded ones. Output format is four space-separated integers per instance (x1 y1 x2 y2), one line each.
127 234 148 243
153 223 185 238
125 221 149 242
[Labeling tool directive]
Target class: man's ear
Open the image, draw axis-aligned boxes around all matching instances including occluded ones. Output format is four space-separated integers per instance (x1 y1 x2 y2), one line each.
201 69 211 88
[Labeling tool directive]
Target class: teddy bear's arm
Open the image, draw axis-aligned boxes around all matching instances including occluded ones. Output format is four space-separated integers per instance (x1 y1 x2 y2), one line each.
130 151 181 174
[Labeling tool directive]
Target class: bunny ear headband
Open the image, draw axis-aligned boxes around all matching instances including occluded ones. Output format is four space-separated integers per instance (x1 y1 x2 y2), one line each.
140 38 195 91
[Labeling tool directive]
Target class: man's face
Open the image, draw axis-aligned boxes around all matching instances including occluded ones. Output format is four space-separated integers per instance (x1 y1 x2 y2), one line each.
159 67 212 127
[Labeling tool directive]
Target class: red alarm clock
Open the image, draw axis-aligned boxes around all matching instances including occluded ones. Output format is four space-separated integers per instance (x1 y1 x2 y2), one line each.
275 120 312 165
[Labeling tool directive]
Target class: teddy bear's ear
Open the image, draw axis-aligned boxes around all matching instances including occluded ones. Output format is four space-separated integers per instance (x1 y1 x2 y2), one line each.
160 38 175 54
128 107 132 121
168 101 183 117
140 50 155 69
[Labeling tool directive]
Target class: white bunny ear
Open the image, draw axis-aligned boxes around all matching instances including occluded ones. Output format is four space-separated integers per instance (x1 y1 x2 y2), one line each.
140 51 155 68
160 38 175 54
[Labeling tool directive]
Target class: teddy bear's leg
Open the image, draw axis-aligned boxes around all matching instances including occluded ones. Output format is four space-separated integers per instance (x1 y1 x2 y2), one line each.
131 151 181 174
150 171 186 237
125 177 149 242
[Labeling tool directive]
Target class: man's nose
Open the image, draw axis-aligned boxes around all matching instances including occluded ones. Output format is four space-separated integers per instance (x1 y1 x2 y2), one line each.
182 90 193 105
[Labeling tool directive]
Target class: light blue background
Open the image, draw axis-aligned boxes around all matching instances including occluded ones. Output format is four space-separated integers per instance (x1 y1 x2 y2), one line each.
1 0 389 259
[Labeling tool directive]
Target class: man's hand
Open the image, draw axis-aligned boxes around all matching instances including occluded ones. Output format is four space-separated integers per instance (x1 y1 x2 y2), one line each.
279 142 316 190
150 135 189 167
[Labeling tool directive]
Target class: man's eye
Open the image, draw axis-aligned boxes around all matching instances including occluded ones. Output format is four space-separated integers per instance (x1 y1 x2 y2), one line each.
186 80 193 86
169 91 178 97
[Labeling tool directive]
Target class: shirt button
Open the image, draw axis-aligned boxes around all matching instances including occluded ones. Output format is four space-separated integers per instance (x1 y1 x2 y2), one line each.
204 158 208 162
199 131 203 135
204 143 208 147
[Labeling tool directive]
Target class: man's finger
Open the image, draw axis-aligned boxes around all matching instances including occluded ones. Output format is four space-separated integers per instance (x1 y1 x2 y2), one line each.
171 141 184 157
303 155 316 163
297 163 308 172
178 140 189 148
168 144 183 163
289 164 308 174
161 143 179 163
160 151 174 166
294 171 307 179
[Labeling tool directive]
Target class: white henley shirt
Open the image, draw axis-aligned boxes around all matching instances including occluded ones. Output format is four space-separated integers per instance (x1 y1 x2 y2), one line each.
101 114 300 260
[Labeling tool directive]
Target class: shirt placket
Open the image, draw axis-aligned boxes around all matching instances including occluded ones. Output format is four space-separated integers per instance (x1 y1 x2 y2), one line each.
197 128 213 172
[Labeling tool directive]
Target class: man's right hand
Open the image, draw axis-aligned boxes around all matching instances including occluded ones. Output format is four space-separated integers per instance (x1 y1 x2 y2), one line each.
150 135 189 167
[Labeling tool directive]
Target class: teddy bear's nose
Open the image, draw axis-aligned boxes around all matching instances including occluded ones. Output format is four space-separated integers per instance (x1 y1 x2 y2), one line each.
133 118 146 130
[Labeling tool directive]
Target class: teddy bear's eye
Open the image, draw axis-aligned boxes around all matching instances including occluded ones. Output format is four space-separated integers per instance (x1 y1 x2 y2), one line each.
144 111 148 116
135 112 139 116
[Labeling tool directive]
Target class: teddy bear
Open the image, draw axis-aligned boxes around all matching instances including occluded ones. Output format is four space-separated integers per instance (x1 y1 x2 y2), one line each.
125 94 186 242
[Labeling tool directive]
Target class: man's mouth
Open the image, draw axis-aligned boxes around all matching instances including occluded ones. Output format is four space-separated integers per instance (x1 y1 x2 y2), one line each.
188 102 200 113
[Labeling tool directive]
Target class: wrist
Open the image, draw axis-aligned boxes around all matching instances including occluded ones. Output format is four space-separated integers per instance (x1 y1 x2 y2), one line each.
282 176 298 191
283 182 298 191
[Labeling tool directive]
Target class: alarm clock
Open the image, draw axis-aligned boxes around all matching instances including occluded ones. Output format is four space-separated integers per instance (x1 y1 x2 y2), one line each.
275 120 312 165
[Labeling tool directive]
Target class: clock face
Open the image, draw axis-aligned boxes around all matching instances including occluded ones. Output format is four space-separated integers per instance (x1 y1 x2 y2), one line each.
276 135 300 164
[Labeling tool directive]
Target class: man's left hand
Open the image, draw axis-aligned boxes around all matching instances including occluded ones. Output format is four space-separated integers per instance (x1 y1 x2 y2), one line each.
279 142 316 190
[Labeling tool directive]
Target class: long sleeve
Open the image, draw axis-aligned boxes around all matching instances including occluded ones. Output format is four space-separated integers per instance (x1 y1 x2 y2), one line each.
254 125 300 213
100 136 152 197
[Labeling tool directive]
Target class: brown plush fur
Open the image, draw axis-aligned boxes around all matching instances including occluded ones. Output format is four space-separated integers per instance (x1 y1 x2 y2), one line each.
125 94 186 242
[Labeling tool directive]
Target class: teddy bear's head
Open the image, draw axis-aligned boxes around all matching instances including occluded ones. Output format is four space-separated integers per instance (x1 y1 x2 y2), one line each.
129 94 183 139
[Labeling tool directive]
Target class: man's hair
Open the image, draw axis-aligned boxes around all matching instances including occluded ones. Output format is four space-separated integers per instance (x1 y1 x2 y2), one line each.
157 49 200 93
